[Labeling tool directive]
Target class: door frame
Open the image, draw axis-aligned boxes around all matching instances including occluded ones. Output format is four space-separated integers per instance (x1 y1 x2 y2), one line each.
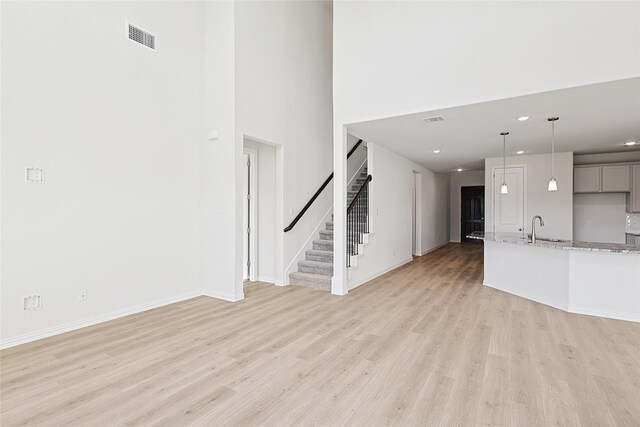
491 164 527 233
243 147 258 282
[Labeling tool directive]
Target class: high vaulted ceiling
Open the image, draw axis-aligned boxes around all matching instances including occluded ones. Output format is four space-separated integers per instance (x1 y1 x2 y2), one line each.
348 78 640 172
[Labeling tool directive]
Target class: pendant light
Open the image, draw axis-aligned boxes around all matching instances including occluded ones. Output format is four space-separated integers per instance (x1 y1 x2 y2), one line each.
547 117 559 192
500 132 509 194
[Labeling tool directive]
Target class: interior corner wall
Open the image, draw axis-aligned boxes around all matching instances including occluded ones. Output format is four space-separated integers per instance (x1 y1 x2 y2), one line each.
234 1 334 282
484 152 574 240
347 143 449 289
449 170 485 242
1 1 206 345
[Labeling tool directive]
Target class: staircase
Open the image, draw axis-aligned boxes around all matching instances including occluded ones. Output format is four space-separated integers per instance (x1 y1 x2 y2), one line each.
289 166 369 291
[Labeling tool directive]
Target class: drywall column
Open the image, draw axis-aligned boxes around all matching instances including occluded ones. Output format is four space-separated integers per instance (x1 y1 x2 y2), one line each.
202 1 243 302
332 126 348 295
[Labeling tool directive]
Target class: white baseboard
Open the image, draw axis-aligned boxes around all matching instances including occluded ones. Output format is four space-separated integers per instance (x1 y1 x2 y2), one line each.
565 306 639 323
483 281 639 323
418 242 449 256
256 276 278 285
483 281 568 312
202 290 245 302
348 258 413 291
0 290 202 350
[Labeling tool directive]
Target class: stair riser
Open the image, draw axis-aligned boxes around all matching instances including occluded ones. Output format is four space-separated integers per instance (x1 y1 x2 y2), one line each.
313 241 333 251
306 251 333 263
319 231 333 241
299 264 333 275
289 278 331 292
325 222 333 230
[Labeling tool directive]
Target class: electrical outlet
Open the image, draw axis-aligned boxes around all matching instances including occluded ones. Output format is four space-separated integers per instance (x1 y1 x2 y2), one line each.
79 290 87 302
23 295 41 311
25 168 44 183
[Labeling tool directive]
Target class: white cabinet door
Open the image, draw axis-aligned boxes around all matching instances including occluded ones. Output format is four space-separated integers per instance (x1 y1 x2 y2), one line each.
602 165 631 192
630 165 640 212
574 166 601 193
493 167 525 233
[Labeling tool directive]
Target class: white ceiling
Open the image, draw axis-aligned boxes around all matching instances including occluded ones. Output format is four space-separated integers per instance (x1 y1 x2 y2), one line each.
348 78 640 172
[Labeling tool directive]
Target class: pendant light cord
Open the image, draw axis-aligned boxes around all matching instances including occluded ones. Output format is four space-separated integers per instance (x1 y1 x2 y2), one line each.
502 133 506 184
551 120 555 179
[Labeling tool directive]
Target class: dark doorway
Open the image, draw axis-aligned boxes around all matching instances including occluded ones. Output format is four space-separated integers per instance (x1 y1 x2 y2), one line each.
461 186 485 243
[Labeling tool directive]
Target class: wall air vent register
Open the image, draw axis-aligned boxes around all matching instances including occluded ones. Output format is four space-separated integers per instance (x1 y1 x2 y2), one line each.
128 23 155 51
423 116 444 123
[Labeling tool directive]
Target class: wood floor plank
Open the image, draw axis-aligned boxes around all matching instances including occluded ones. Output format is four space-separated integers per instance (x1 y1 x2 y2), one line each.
1 244 639 426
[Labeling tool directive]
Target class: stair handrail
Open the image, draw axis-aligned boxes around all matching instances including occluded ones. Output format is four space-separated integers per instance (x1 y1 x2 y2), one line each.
284 139 364 232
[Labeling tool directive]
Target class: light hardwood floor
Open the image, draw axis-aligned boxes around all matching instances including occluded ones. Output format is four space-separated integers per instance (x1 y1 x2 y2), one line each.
2 243 639 426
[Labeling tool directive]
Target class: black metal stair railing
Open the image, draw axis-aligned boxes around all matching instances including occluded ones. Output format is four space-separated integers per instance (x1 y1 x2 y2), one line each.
284 139 363 233
346 174 372 267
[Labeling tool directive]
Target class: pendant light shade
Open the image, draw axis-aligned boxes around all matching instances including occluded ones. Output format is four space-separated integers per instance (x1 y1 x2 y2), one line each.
500 132 509 195
548 117 559 192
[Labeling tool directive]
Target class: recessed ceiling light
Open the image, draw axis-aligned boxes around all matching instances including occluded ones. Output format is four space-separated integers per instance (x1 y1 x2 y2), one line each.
516 150 525 155
433 149 441 154
624 141 637 146
456 168 463 172
517 116 530 121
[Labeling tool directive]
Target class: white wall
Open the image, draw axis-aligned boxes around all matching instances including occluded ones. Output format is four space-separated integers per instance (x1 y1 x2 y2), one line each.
1 1 205 344
234 1 333 284
333 1 640 125
485 152 573 240
574 193 627 244
449 170 485 242
347 135 367 184
347 143 449 289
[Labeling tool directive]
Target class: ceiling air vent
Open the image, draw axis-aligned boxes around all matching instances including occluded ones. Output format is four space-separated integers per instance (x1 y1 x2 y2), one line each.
423 116 444 123
128 23 155 51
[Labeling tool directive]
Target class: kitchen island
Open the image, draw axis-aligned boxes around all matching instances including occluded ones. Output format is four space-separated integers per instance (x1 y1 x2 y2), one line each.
468 231 640 322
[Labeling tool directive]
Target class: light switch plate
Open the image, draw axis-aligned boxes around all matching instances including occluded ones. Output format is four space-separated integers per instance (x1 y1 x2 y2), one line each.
207 130 219 141
26 168 44 183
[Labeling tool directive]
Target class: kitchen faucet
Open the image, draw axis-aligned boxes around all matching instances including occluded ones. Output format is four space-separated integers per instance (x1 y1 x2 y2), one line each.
531 215 544 243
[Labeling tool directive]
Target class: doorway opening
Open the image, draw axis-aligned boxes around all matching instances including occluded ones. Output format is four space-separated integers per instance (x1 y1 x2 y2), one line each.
242 137 280 286
460 185 485 243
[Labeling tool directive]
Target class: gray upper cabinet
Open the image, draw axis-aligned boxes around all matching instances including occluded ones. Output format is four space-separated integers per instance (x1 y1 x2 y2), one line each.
602 165 631 192
574 164 633 194
574 166 601 193
630 165 640 212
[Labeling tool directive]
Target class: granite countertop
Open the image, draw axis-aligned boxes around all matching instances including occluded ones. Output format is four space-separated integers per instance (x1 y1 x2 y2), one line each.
467 231 640 254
